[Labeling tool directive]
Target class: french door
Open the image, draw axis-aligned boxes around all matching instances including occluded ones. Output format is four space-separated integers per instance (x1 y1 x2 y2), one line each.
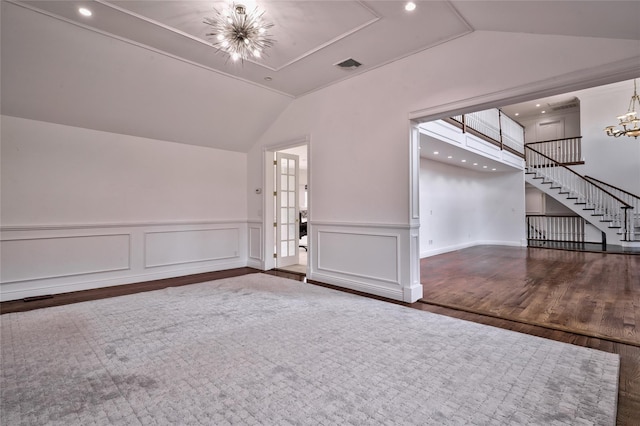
275 152 299 267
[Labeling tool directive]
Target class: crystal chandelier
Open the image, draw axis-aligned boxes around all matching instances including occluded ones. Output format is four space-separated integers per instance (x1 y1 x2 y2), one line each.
604 79 640 139
204 2 275 63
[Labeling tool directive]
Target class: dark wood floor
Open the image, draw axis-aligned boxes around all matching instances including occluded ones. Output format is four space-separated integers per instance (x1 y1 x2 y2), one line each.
419 245 640 425
420 245 640 346
2 256 639 424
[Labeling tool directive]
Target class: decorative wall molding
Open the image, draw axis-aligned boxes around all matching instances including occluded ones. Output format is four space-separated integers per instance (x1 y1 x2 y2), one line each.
0 219 247 232
0 220 251 301
310 221 418 230
308 222 422 303
1 234 131 283
248 222 263 269
144 227 240 268
316 230 400 285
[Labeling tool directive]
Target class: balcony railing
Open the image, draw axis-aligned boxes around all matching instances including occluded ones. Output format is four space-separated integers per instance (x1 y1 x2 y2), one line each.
527 215 586 242
449 108 525 156
525 137 583 165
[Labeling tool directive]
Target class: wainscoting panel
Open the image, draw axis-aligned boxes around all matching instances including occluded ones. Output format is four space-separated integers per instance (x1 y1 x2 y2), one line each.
309 222 422 302
248 222 263 269
0 221 250 301
317 231 398 284
145 228 239 268
1 234 130 283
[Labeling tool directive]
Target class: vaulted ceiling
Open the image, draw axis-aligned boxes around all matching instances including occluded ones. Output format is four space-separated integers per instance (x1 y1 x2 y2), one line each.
2 1 639 151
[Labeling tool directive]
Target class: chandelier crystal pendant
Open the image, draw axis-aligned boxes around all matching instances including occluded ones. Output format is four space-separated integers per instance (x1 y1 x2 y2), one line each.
204 2 275 63
604 79 640 139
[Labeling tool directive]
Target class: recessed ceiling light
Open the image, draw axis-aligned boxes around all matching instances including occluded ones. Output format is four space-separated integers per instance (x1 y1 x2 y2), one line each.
473 163 478 166
514 113 520 116
541 110 546 114
483 165 487 168
405 2 417 11
78 7 92 17
461 160 467 163
447 155 453 159
535 104 541 107
433 151 439 155
264 76 272 81
492 168 497 171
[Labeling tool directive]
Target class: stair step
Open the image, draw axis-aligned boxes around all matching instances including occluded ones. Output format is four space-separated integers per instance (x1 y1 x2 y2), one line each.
583 208 595 211
574 202 586 205
566 197 578 200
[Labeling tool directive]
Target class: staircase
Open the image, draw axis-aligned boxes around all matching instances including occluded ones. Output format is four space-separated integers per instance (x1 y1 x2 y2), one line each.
525 143 639 247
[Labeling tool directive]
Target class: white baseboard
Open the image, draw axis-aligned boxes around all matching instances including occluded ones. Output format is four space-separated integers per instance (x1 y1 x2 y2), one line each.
420 240 522 258
308 271 404 301
0 261 248 302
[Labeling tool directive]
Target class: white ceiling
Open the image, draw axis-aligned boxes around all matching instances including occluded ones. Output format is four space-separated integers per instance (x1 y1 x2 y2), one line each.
2 1 638 152
14 0 640 98
419 131 517 173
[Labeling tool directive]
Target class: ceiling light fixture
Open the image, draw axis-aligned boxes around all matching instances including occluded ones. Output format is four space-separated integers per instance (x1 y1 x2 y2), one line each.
447 155 453 159
605 79 640 139
405 2 417 12
78 7 92 17
433 151 439 155
204 3 274 63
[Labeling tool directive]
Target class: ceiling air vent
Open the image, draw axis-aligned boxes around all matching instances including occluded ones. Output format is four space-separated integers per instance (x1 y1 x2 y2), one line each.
548 97 580 112
335 58 362 70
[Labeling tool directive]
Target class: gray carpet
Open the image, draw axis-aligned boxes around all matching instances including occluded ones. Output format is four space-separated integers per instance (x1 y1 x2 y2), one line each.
1 274 619 425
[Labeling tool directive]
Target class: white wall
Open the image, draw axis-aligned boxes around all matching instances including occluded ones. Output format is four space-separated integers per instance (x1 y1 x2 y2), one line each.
247 30 636 302
419 159 525 257
519 109 581 143
572 81 640 195
0 116 250 301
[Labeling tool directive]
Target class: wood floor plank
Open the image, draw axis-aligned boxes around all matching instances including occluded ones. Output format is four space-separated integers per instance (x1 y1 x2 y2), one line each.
420 245 640 346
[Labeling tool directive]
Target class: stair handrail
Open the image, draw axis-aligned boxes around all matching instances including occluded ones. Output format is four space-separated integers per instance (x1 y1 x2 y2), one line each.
584 175 640 229
524 136 583 146
584 175 640 200
525 145 634 241
525 137 583 165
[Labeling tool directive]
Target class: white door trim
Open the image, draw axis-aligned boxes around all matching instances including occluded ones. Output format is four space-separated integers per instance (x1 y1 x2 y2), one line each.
261 136 311 271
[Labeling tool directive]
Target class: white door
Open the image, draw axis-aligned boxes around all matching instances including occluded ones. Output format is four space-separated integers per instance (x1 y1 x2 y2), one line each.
537 119 565 141
275 152 299 268
537 119 565 160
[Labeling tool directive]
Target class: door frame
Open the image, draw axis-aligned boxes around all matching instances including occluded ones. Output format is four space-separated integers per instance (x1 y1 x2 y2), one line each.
261 136 311 271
